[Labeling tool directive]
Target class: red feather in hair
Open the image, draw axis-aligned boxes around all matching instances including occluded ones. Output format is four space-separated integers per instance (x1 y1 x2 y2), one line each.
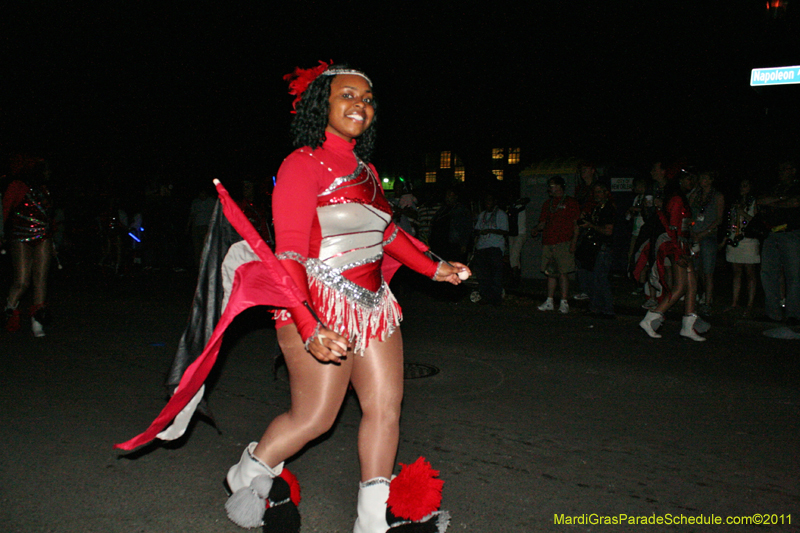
283 60 333 112
387 457 444 522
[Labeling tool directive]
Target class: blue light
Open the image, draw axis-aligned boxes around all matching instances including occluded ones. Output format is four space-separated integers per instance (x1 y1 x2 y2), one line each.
128 232 141 243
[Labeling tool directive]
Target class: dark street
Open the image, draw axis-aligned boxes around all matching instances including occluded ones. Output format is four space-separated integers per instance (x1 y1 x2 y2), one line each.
1 269 798 532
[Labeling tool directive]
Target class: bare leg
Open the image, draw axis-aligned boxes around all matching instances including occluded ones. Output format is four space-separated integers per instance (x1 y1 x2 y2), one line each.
655 261 689 315
546 276 557 299
664 262 674 292
253 324 354 468
350 329 404 481
31 239 53 306
729 263 743 308
744 263 757 310
7 241 34 307
558 273 570 301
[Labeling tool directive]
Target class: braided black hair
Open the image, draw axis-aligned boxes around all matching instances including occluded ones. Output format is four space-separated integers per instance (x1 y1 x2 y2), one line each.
290 65 377 163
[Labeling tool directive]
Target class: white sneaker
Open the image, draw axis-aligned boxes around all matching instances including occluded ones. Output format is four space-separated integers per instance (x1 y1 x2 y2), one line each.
31 317 45 338
559 300 569 314
573 293 589 301
538 298 554 311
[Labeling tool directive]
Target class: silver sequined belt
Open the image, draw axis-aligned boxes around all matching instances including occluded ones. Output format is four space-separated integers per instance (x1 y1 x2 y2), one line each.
278 252 386 309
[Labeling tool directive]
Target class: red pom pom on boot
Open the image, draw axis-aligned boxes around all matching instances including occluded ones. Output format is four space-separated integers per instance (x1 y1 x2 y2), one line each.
354 458 450 533
386 458 450 532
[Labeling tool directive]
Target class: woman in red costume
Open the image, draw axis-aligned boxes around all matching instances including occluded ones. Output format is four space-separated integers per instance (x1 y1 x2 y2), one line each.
638 170 707 341
3 156 54 337
223 63 468 532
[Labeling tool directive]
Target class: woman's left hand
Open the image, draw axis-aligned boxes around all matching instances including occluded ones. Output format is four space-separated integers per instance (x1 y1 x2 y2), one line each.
434 261 471 285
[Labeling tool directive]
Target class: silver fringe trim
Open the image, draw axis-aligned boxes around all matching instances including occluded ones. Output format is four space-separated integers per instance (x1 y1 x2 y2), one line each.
303 322 322 352
276 252 401 354
276 251 306 263
304 255 385 308
360 477 391 489
383 226 399 246
431 260 444 281
307 272 401 355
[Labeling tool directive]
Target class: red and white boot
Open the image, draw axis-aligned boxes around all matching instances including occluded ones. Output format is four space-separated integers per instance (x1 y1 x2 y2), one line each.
354 478 391 533
224 442 301 531
355 458 450 533
680 313 707 342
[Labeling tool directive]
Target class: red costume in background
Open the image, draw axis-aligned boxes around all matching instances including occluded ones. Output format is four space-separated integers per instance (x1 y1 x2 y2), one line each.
633 195 692 302
3 180 53 243
273 134 438 353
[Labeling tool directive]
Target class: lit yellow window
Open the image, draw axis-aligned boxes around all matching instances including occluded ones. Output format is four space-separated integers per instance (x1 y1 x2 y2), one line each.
440 151 452 169
508 148 520 164
455 167 465 182
425 172 437 183
492 148 504 160
492 170 504 181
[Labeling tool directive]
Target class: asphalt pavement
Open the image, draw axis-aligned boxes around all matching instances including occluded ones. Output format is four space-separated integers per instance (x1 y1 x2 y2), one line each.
1 268 798 532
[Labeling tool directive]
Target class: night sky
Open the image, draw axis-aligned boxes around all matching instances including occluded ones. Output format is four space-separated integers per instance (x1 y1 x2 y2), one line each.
4 2 799 191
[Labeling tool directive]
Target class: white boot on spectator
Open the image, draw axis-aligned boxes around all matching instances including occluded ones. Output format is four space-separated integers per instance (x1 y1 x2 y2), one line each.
639 310 664 338
353 478 391 533
680 314 706 342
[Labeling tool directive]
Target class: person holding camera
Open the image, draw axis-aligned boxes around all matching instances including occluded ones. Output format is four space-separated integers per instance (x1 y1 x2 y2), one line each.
575 182 616 318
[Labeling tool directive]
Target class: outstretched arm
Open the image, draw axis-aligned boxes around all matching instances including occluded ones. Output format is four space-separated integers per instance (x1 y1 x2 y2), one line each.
383 224 470 284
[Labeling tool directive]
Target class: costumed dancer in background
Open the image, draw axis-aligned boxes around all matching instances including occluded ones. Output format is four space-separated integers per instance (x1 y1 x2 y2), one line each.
225 62 467 532
3 156 54 337
637 169 707 341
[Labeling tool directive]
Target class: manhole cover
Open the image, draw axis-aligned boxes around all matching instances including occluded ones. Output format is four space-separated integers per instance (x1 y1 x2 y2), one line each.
403 362 439 380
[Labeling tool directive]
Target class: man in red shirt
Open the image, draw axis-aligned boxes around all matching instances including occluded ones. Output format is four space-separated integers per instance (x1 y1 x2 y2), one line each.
531 176 581 313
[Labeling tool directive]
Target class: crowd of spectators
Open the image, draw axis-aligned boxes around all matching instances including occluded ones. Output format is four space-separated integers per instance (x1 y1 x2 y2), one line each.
2 155 798 338
380 157 798 338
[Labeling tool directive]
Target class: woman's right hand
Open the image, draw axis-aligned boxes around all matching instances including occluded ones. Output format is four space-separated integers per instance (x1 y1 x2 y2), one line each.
306 326 351 364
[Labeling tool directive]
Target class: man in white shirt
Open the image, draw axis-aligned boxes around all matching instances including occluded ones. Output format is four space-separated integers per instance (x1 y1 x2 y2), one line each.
473 194 509 305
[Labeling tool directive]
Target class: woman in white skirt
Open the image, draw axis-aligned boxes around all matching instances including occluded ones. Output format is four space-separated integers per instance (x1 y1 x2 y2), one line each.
724 178 760 317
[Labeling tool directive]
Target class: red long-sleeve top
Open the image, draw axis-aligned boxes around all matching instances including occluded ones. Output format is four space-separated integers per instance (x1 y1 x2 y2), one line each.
658 195 692 259
272 135 438 345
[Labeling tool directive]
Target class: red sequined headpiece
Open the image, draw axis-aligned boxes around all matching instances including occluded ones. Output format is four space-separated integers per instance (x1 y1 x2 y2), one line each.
283 60 372 113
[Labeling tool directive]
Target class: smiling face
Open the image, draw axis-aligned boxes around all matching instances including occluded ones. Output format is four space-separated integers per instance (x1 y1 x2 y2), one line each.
325 74 374 143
